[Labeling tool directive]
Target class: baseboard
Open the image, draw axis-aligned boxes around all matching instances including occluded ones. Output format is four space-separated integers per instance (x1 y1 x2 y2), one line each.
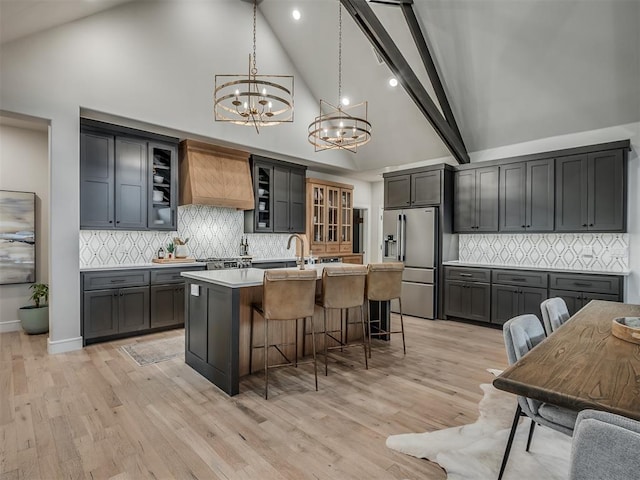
47 336 83 354
0 319 21 333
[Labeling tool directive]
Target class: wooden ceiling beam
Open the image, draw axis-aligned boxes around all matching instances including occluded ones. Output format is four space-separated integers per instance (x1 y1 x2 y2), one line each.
340 0 470 164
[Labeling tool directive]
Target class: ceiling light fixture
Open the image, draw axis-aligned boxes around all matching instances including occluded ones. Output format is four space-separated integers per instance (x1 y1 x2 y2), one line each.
389 77 398 87
292 9 301 20
307 3 372 153
213 0 294 133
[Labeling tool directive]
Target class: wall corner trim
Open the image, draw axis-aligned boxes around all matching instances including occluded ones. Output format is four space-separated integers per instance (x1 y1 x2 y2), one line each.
0 320 21 333
47 336 83 354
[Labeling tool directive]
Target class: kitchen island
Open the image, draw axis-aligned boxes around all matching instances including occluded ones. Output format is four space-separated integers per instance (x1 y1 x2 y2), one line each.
181 265 388 396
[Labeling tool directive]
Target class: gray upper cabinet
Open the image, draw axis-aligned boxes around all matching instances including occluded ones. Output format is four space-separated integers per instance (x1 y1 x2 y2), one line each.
115 137 148 230
245 156 306 234
454 166 499 232
500 159 554 232
385 170 441 209
80 119 178 231
411 170 441 206
384 174 411 209
80 131 115 228
556 150 625 232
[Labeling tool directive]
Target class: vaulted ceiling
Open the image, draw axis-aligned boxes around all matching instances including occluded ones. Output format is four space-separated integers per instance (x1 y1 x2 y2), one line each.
1 0 638 177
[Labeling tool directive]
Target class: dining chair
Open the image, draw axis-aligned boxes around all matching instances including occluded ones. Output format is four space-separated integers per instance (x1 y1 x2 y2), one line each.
498 314 578 480
365 262 405 358
569 409 640 480
249 268 318 399
540 297 570 335
316 264 369 375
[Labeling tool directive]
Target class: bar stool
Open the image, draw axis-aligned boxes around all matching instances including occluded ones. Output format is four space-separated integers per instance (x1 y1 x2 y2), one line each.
316 264 369 375
249 269 318 399
365 262 405 357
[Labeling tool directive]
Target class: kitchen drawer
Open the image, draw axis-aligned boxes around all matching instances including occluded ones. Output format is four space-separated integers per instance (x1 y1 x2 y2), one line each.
151 266 204 284
339 243 352 253
492 269 548 288
325 244 340 253
83 270 150 290
549 273 621 295
444 266 491 283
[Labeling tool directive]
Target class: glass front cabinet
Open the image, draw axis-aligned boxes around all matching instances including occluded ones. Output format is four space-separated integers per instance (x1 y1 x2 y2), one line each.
306 178 354 255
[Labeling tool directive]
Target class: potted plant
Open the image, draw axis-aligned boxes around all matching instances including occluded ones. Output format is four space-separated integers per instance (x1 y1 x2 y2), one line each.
166 241 175 259
174 237 190 258
18 283 49 334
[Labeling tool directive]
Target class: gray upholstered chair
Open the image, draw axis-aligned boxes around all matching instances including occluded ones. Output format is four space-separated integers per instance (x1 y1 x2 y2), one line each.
365 262 405 357
569 409 640 480
498 314 578 480
317 264 369 375
540 297 570 335
250 268 318 399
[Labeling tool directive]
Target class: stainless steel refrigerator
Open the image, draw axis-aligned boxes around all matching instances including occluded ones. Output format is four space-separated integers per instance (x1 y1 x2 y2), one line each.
383 208 437 319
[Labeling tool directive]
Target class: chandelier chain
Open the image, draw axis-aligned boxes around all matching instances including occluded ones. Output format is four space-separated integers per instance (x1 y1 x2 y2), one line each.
338 3 342 106
252 0 257 75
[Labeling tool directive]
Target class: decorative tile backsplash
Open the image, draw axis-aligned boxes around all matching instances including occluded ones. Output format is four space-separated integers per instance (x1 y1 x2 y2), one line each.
459 233 629 272
79 205 296 267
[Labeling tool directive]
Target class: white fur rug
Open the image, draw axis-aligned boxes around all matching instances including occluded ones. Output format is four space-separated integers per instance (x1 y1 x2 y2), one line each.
386 371 572 480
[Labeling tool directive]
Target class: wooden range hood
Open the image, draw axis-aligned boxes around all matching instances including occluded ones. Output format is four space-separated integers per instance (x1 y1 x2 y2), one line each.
179 140 254 210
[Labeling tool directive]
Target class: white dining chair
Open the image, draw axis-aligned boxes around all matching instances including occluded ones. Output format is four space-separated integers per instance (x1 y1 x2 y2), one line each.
540 297 570 335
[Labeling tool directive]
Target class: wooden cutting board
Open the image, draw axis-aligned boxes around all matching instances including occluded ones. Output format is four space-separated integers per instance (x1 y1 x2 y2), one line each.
152 258 196 264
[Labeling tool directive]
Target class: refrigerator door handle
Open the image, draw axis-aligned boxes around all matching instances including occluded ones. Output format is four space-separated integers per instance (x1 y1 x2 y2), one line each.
401 214 407 262
396 214 402 261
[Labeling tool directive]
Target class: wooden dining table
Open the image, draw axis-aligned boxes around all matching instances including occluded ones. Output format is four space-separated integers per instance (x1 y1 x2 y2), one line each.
493 300 640 421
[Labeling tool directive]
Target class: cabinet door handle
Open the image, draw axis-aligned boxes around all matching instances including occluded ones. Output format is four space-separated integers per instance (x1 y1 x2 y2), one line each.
573 282 591 287
116 220 121 224
511 278 526 282
582 223 587 227
589 224 594 227
120 292 123 296
110 279 125 283
521 225 526 228
526 225 531 228
459 273 472 277
109 220 113 224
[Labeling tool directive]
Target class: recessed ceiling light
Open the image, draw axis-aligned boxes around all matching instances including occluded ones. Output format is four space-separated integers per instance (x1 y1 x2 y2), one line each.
389 77 398 87
341 97 350 106
292 9 301 20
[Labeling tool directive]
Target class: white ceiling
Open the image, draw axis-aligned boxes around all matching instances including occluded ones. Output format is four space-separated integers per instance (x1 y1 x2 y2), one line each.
1 0 638 177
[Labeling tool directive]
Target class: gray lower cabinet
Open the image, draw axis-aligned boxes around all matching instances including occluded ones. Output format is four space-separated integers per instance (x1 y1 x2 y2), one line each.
443 266 491 323
82 266 203 344
150 284 185 328
445 266 624 327
491 285 547 325
83 286 149 341
548 271 623 316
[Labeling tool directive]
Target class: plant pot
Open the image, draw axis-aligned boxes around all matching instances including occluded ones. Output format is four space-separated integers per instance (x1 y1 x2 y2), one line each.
175 245 188 258
18 305 49 334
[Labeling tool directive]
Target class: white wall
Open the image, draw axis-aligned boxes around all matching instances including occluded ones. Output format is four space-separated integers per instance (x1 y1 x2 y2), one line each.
468 121 640 304
0 0 357 352
0 124 49 332
370 181 385 263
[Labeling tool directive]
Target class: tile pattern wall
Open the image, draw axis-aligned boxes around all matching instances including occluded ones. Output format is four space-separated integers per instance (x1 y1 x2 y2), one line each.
79 205 295 267
459 233 629 272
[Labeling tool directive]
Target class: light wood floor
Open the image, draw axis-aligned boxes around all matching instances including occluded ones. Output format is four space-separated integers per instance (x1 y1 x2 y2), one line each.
1 316 507 480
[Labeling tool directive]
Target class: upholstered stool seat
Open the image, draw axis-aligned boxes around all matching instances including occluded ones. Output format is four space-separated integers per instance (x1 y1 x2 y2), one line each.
315 264 368 375
365 262 406 357
249 268 318 399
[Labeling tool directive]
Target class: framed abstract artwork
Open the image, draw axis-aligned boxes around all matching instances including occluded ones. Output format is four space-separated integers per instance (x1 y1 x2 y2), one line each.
0 190 36 285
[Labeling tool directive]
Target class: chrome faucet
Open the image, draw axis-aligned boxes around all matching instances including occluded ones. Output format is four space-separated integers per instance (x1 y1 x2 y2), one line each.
287 234 306 270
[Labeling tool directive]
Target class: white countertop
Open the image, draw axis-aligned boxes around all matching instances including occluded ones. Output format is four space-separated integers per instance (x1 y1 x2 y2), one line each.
80 262 207 272
251 258 297 264
181 264 352 288
442 260 631 276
